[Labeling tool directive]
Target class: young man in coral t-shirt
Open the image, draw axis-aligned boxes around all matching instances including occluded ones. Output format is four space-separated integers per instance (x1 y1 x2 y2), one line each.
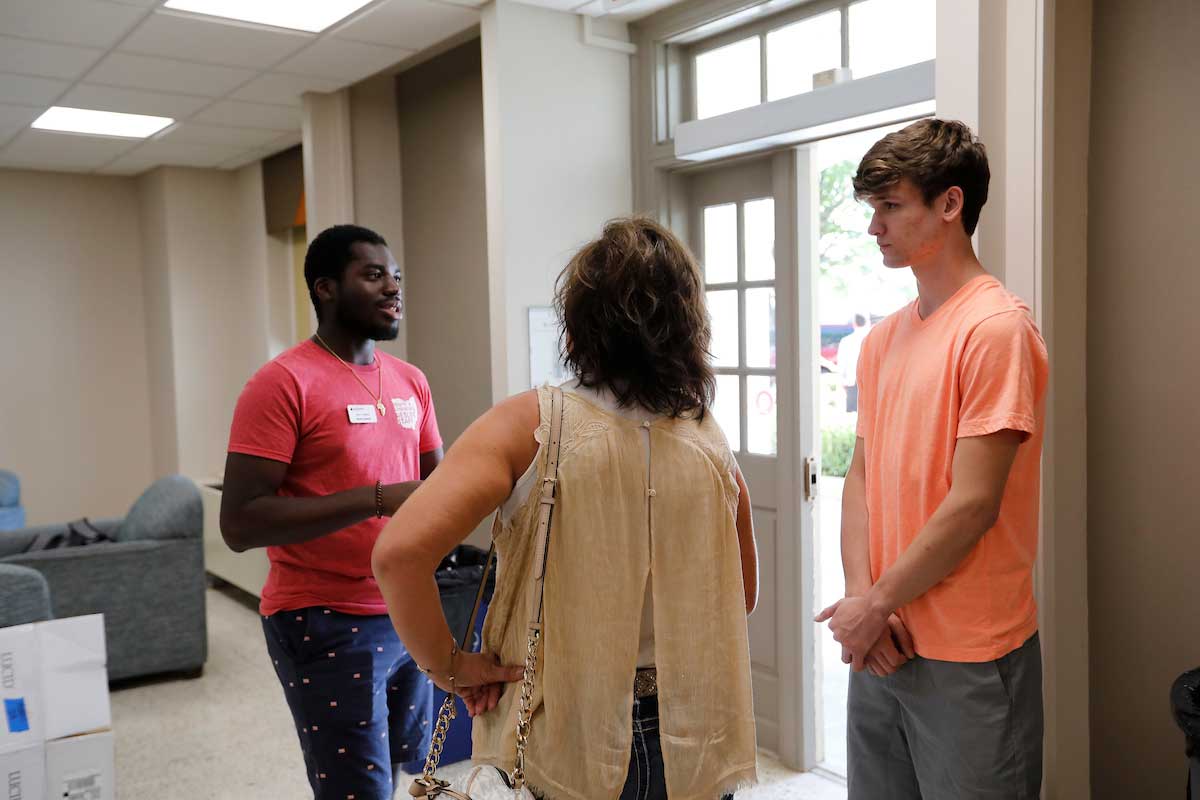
816 119 1049 799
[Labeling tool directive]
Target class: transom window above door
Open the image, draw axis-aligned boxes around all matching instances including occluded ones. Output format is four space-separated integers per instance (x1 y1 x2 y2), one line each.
689 0 936 122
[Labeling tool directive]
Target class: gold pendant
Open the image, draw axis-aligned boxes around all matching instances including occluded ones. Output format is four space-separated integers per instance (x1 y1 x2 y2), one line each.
377 400 386 417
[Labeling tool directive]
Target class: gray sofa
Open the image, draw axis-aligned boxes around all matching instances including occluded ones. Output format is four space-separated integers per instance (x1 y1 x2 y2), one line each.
0 563 52 626
0 475 208 681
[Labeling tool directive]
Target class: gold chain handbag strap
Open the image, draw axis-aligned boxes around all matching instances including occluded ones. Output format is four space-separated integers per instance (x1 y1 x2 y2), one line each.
411 386 566 798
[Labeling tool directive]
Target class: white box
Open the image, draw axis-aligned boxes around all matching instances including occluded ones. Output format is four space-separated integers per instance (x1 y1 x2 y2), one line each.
0 742 45 800
46 731 114 800
37 616 110 740
0 623 42 754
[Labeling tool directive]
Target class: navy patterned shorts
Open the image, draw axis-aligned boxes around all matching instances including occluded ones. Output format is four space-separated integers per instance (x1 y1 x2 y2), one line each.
262 607 435 800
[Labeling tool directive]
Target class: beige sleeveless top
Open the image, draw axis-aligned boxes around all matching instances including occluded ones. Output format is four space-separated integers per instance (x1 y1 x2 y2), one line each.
471 385 757 800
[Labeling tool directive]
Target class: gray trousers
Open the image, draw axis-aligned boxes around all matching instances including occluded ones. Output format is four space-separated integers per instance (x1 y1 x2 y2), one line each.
847 633 1043 800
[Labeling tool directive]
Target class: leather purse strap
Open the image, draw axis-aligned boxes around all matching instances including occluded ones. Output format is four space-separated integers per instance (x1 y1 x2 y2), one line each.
456 385 565 647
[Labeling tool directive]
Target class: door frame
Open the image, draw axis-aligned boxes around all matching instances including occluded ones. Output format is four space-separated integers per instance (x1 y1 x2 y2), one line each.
664 147 820 771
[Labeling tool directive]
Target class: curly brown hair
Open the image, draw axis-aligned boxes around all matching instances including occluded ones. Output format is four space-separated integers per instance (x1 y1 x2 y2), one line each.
853 118 990 235
554 216 715 419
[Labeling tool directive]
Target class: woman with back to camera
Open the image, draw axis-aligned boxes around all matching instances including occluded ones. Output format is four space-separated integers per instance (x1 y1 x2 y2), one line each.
372 216 759 800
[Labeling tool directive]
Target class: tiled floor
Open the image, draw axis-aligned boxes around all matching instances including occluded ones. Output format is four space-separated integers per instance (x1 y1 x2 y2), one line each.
111 586 846 799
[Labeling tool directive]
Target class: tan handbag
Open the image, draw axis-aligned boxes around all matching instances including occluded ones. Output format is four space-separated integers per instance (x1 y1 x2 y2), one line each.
410 386 565 800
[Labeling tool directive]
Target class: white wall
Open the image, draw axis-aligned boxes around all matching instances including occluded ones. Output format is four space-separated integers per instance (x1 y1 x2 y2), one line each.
481 0 634 399
0 169 156 524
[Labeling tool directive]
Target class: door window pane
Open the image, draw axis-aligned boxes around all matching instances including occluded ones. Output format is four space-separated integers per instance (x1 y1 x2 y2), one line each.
707 290 740 367
849 0 935 80
703 203 738 283
713 374 742 452
695 36 761 120
745 288 775 369
766 9 842 101
746 374 777 455
744 198 775 280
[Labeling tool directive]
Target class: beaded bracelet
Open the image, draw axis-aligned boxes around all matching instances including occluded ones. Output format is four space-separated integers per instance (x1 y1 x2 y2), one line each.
375 480 384 518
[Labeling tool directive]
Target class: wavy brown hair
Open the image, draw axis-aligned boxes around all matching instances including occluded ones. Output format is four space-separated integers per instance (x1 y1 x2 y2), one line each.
554 216 715 419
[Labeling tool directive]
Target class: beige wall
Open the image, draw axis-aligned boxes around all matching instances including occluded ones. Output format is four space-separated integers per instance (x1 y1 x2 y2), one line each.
1087 1 1200 796
397 40 492 449
1042 0 1093 795
351 73 409 361
0 170 155 524
481 0 633 398
138 165 273 481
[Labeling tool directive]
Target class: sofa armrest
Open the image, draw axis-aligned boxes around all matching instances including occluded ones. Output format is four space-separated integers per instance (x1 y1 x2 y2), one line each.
2 538 208 680
0 563 52 626
0 523 68 558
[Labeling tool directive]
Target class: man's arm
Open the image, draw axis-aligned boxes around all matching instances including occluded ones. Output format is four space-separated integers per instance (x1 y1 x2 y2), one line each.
818 429 1023 667
419 447 444 480
840 438 916 676
841 438 872 597
219 452 422 552
866 429 1022 614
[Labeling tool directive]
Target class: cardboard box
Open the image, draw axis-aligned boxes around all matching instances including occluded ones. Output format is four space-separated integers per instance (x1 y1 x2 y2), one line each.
0 743 45 800
0 623 42 754
37 616 109 741
45 731 114 800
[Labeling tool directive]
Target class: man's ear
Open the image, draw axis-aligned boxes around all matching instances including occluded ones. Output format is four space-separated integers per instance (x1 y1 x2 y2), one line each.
941 186 965 225
313 276 337 306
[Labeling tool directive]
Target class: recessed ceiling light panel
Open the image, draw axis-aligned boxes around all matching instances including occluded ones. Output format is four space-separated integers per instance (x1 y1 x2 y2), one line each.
32 107 174 139
162 0 376 33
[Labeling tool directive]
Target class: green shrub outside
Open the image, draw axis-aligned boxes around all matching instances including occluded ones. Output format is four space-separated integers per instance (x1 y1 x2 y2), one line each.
822 425 856 477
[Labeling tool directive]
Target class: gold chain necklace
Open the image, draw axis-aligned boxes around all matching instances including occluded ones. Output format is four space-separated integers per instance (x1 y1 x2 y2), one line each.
313 333 387 417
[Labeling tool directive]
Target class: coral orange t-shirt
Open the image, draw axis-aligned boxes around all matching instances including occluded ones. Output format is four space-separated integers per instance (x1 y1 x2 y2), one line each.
227 339 442 617
856 274 1049 662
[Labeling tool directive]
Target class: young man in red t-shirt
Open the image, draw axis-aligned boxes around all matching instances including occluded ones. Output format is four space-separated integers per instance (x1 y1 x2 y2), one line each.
816 120 1049 798
221 225 446 799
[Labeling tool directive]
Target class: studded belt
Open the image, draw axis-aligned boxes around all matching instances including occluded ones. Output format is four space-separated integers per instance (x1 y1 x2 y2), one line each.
634 667 657 698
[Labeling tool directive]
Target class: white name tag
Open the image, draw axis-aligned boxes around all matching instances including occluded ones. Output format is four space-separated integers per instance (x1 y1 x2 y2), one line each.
347 404 378 424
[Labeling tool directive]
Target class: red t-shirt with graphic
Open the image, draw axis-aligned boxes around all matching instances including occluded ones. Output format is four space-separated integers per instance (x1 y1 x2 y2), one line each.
228 339 442 616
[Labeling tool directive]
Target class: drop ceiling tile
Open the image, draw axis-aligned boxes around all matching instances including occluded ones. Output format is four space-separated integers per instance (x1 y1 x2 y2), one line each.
118 138 246 168
0 0 146 49
275 38 413 82
0 128 136 172
0 103 42 131
0 74 69 106
120 12 314 69
190 100 301 131
157 122 282 148
87 53 257 97
231 72 345 107
95 156 160 176
0 36 104 81
60 84 211 119
334 0 479 50
218 148 270 171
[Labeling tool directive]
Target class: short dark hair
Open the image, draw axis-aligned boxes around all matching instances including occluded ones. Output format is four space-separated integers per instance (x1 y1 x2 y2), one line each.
854 313 868 327
304 224 388 320
555 216 715 419
853 118 990 235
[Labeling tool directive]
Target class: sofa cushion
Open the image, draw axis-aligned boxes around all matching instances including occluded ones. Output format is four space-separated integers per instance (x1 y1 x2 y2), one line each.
117 475 202 542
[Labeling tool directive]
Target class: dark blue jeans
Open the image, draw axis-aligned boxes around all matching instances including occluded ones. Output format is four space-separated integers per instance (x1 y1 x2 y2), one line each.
262 607 435 800
618 694 735 800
